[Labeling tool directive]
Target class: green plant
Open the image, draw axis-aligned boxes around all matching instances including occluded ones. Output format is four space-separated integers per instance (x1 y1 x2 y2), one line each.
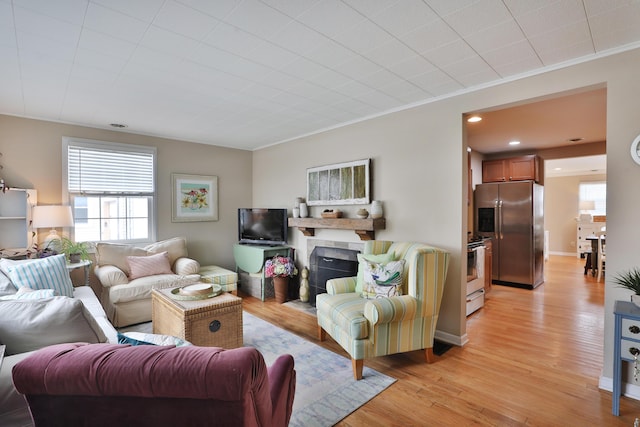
612 268 640 295
57 238 90 262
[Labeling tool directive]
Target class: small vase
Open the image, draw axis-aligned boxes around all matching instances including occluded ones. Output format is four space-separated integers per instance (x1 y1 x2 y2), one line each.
273 276 289 304
293 207 300 218
371 200 383 219
299 203 308 218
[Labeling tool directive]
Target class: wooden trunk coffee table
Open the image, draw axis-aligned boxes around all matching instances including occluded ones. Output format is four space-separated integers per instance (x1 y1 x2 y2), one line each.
152 287 243 349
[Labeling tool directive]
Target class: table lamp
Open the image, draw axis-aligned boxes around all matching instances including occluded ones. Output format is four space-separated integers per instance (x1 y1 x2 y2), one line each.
579 200 595 222
32 205 74 246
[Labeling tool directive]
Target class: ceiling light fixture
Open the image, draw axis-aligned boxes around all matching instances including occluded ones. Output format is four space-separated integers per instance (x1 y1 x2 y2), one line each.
467 116 482 123
509 140 521 146
110 123 127 128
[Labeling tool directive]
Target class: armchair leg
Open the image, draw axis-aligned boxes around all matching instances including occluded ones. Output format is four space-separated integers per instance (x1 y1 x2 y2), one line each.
352 359 363 380
318 325 326 341
425 347 435 363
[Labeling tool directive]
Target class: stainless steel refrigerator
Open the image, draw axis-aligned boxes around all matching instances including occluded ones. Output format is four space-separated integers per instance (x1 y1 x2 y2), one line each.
474 181 544 289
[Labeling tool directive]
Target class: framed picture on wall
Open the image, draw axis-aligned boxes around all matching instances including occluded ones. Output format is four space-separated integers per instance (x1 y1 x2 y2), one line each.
171 173 218 222
306 159 370 206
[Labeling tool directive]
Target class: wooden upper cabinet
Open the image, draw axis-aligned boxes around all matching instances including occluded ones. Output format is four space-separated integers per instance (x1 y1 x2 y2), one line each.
482 159 508 182
482 155 539 183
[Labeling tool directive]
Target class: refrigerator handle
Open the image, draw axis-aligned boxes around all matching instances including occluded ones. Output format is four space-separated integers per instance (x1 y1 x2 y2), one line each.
498 200 504 240
494 200 499 240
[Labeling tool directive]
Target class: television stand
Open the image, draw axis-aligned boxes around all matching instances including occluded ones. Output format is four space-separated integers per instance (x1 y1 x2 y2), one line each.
233 244 292 301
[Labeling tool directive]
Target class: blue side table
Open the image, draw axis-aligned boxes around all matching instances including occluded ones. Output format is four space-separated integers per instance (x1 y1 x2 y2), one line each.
613 300 640 415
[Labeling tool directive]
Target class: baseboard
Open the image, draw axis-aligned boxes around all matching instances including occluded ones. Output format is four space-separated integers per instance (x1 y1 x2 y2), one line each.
600 375 640 401
435 330 468 347
549 251 577 257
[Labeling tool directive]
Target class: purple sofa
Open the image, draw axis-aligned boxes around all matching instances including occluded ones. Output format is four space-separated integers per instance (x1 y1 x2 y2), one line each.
12 343 296 427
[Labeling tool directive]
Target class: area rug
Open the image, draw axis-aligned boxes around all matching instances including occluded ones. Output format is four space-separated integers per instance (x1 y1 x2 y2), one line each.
118 312 396 427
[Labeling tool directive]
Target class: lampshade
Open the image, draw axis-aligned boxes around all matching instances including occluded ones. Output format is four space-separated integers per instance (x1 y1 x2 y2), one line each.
579 200 596 211
32 205 74 246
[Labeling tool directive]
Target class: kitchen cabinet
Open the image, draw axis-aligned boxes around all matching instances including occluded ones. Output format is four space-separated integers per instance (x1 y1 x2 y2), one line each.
0 188 37 258
482 155 540 183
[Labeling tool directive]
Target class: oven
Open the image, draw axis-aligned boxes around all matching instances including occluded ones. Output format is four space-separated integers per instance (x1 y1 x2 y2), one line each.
467 242 485 316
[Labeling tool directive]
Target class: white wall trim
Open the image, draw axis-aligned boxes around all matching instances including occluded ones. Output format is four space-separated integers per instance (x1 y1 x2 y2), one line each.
599 375 640 402
436 330 468 347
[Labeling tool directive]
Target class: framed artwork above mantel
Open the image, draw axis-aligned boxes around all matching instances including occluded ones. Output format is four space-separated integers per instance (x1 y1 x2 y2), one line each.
306 159 370 206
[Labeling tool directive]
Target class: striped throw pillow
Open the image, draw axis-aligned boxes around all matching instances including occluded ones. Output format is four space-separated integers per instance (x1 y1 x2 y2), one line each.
4 254 74 297
127 251 173 280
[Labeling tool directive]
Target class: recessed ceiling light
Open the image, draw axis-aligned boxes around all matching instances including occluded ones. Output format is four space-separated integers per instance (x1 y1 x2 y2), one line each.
467 116 482 123
509 140 521 146
554 167 562 171
110 123 127 128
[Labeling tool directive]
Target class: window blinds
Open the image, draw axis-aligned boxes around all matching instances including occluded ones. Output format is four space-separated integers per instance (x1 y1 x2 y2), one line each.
68 144 154 194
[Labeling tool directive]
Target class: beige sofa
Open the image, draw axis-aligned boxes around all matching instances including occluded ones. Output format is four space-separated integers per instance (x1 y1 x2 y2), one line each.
94 237 200 327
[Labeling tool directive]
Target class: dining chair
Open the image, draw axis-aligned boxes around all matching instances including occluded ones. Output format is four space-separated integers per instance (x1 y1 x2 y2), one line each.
596 231 606 282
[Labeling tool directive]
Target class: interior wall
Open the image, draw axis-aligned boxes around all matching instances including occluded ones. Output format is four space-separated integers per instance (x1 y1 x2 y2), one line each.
544 173 606 255
253 104 467 345
253 46 640 388
0 115 252 270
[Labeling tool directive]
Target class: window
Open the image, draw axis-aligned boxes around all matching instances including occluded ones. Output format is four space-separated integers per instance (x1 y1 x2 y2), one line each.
579 181 606 216
63 137 156 243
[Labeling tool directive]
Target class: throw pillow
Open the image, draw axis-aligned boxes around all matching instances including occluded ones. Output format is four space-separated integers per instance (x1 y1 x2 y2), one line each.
119 331 191 347
362 259 405 299
145 237 189 267
0 296 107 356
127 251 173 280
0 270 15 296
356 252 395 293
117 332 155 346
96 242 148 275
3 254 74 297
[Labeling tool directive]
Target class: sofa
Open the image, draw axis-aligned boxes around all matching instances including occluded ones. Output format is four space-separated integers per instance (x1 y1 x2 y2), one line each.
0 254 118 427
13 343 296 427
94 237 201 327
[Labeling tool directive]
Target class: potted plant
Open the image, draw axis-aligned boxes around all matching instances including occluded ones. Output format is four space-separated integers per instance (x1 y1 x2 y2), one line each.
58 237 90 263
612 268 640 306
264 255 298 304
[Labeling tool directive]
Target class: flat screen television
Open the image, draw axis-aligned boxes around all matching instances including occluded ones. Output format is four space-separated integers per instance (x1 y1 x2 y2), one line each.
238 208 288 246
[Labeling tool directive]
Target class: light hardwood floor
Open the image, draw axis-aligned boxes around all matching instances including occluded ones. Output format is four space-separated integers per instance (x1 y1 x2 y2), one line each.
241 255 640 426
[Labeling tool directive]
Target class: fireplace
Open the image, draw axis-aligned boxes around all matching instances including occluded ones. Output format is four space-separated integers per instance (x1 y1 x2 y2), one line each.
309 246 360 306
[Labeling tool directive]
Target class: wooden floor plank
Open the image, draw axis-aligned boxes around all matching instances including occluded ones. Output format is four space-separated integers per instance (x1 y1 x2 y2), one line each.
242 255 640 426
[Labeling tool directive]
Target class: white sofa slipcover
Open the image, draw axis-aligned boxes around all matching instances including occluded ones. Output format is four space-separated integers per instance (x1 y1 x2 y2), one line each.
94 237 200 327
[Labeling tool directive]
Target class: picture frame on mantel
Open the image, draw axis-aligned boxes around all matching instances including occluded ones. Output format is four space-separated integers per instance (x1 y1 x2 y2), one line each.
171 173 218 222
306 158 370 206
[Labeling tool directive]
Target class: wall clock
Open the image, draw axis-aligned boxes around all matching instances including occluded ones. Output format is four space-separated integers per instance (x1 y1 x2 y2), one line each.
632 134 640 165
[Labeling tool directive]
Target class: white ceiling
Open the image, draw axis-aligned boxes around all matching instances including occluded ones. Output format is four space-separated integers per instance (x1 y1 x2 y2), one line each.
1 1 639 151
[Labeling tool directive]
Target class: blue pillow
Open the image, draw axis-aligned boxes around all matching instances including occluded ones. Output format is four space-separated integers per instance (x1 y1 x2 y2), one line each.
4 254 74 297
117 332 156 346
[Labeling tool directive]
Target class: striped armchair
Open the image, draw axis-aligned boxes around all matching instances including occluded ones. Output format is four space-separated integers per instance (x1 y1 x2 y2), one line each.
316 241 450 380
